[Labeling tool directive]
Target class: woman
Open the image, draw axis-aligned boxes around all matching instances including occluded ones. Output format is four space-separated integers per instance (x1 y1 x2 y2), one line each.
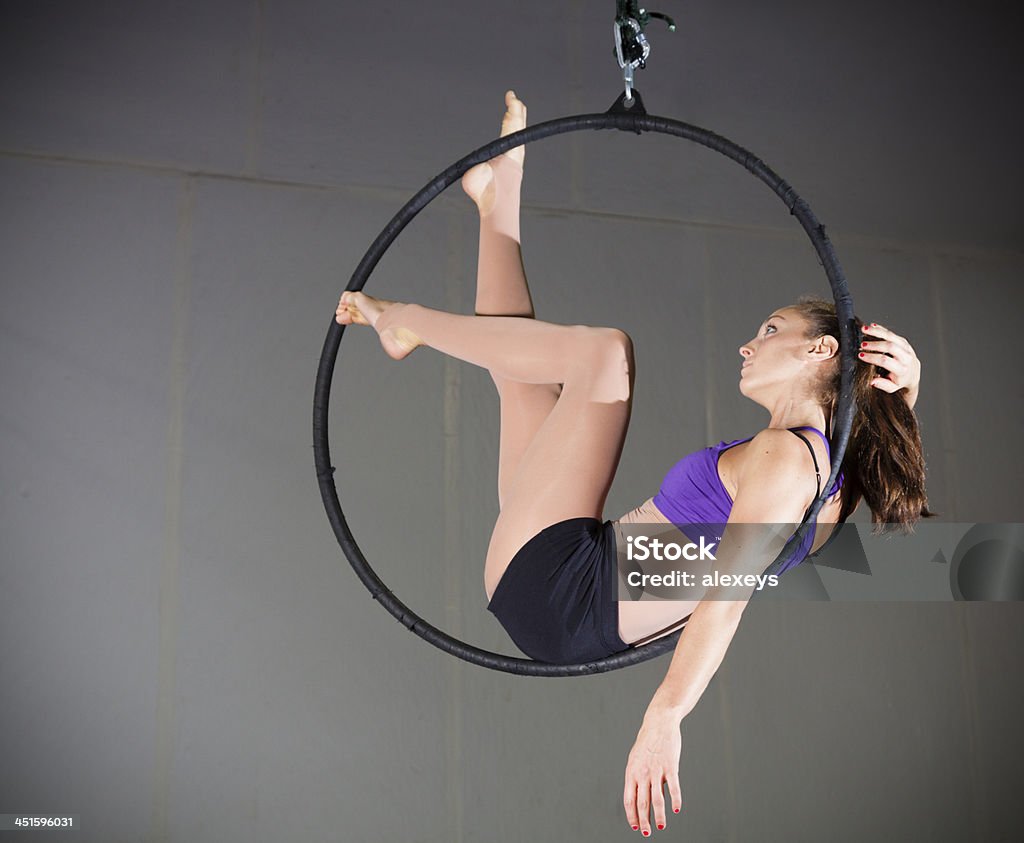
336 91 929 836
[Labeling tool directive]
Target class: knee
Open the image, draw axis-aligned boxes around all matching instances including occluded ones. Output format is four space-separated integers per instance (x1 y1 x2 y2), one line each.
604 327 634 359
593 327 634 367
576 327 634 402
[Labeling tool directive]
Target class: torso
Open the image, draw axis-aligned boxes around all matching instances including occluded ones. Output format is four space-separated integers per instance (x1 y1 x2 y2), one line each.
614 431 843 646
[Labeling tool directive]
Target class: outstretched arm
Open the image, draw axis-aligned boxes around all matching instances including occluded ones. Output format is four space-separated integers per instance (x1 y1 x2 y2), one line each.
622 599 743 834
622 430 815 836
859 322 921 409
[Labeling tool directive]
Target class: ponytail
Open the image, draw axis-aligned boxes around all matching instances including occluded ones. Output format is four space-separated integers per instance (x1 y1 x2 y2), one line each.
793 297 936 532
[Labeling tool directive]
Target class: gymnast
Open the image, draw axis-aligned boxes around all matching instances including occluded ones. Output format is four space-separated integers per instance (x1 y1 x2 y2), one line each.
335 91 930 835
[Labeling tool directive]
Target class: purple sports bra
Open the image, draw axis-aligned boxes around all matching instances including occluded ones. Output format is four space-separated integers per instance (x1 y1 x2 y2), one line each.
652 427 844 574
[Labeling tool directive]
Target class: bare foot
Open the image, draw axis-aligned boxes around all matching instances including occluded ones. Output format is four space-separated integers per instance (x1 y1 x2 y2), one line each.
335 291 423 360
460 90 527 215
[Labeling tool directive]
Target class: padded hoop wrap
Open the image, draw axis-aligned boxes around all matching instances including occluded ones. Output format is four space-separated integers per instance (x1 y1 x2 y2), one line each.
314 93 857 676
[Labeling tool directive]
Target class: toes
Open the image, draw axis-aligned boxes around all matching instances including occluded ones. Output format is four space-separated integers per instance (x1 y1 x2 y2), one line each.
501 90 526 127
349 292 369 324
337 291 364 325
505 89 526 115
499 92 527 166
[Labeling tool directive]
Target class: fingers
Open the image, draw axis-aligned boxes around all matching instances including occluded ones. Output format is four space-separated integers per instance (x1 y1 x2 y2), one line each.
624 779 653 836
624 782 639 833
870 377 902 393
636 784 651 835
651 777 668 833
667 772 683 817
859 347 902 371
859 321 921 394
859 337 898 358
625 778 678 835
860 321 911 351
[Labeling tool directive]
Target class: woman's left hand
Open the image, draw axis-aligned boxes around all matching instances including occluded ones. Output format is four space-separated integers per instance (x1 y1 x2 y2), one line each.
623 713 683 835
859 322 921 409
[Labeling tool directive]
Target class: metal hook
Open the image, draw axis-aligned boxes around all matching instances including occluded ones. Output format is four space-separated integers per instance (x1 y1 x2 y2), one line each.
613 17 649 101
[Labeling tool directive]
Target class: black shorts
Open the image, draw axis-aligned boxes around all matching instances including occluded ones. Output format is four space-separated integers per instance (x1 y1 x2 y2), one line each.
486 517 632 665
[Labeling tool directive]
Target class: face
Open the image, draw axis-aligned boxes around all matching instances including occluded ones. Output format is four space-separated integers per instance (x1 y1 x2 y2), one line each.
738 307 828 403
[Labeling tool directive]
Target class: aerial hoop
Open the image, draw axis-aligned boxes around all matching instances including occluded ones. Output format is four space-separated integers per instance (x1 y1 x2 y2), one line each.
313 92 858 676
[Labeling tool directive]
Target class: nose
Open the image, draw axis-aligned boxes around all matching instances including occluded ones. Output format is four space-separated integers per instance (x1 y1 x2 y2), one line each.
739 344 753 359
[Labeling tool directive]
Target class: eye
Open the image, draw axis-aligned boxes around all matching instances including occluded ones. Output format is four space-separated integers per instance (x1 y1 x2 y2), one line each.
764 323 777 335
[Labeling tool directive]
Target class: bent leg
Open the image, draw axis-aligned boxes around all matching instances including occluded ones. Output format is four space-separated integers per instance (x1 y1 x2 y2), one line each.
465 94 562 509
472 156 562 508
481 329 634 600
341 295 635 600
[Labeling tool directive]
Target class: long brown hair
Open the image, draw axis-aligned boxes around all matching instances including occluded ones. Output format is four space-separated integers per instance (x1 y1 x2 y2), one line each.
791 296 936 532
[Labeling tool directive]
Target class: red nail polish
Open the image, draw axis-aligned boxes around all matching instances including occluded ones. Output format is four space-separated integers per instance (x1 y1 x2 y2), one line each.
658 824 665 829
643 832 650 837
858 352 865 358
632 826 639 831
674 808 680 813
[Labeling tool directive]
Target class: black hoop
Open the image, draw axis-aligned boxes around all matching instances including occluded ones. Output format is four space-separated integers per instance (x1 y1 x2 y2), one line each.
313 92 858 677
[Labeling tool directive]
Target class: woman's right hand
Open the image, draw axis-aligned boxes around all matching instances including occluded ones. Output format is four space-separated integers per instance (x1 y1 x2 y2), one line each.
859 322 921 409
623 712 683 835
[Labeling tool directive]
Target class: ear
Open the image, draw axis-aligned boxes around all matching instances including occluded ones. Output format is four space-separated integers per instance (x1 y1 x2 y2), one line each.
808 334 839 361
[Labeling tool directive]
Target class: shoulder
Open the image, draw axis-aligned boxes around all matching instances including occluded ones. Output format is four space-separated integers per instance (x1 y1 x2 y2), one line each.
741 428 812 467
733 428 818 511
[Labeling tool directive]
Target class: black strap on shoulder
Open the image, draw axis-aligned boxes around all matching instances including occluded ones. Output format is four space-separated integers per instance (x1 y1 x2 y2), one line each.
788 429 822 499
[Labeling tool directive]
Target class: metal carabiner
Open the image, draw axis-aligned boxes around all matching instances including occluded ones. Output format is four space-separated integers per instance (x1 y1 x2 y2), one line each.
613 17 649 101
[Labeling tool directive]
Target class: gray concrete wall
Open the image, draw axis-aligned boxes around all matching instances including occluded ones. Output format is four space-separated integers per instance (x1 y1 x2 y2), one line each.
1 1 1022 841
